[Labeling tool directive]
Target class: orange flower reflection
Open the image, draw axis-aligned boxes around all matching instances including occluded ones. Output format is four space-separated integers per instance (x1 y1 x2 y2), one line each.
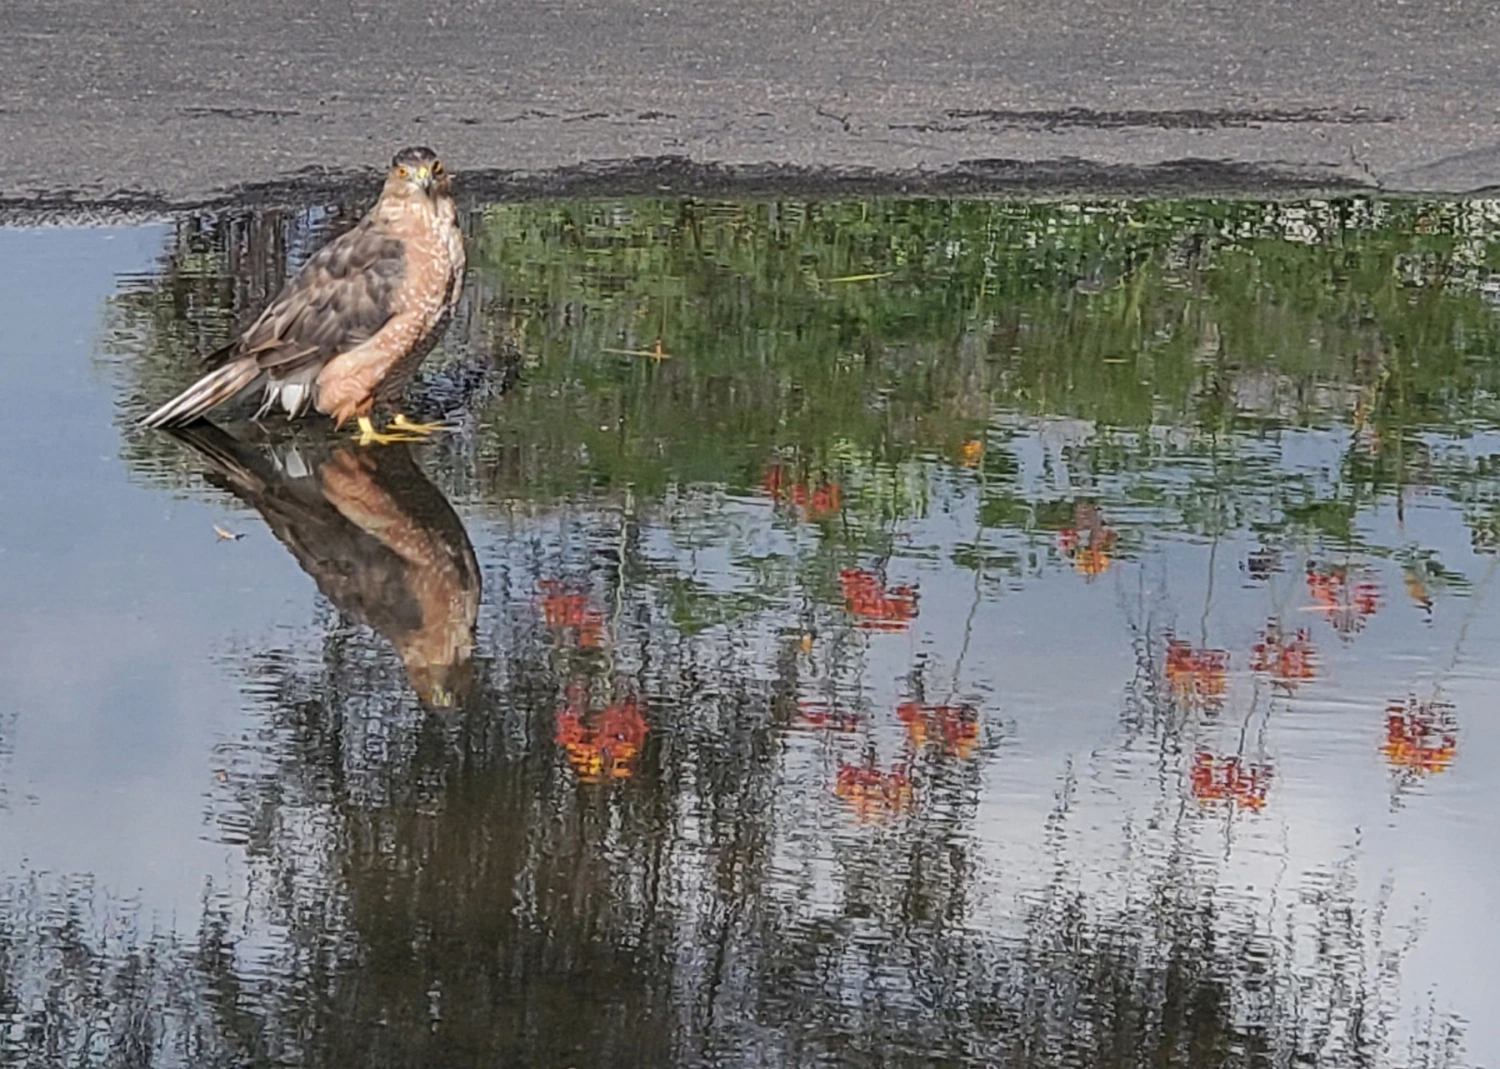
1249 622 1317 692
762 465 842 522
1401 566 1434 615
834 761 914 823
554 686 648 783
840 569 918 631
1305 563 1381 639
538 581 605 648
1190 752 1271 811
959 439 985 469
1057 503 1118 579
1166 640 1229 710
1381 696 1458 777
897 701 980 759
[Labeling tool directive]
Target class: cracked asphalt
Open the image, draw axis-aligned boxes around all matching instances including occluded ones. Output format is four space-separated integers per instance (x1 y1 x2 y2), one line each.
2 0 1499 207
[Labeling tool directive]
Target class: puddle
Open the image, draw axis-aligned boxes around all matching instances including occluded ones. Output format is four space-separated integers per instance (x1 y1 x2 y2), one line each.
2 197 1499 1066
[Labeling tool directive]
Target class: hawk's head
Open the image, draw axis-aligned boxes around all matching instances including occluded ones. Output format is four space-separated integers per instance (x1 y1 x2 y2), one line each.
384 146 450 201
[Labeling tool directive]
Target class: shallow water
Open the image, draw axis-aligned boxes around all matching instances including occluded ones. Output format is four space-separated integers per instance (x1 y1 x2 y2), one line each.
2 197 1499 1067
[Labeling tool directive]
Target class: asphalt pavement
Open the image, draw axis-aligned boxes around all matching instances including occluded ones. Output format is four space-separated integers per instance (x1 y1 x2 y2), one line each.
3 0 1499 208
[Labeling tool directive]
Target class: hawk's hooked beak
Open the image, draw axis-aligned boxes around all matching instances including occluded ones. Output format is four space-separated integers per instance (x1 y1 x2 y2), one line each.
414 166 434 192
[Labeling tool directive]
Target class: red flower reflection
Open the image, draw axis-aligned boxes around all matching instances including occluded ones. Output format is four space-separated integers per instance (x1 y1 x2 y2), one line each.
538 581 605 648
897 701 980 759
1057 503 1118 579
554 686 648 783
1190 752 1271 811
1166 640 1229 710
762 465 842 522
796 698 862 733
840 569 918 632
1305 563 1381 639
1249 622 1317 692
1381 696 1458 777
834 760 914 823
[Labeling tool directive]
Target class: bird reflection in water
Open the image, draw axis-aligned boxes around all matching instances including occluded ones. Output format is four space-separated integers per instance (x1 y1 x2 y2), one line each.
167 424 480 708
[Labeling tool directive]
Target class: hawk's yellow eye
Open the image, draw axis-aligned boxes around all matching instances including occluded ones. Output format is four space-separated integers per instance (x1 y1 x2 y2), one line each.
432 161 443 176
397 166 410 179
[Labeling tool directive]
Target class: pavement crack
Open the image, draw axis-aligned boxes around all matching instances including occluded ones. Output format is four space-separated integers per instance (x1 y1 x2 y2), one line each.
893 106 1401 134
493 109 556 124
1347 143 1382 188
814 106 855 134
181 106 300 121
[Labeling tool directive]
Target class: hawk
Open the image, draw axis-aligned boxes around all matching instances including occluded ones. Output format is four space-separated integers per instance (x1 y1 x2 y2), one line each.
141 147 467 445
168 423 481 708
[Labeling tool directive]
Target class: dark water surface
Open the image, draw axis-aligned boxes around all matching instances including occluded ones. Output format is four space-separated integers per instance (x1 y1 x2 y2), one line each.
2 198 1499 1067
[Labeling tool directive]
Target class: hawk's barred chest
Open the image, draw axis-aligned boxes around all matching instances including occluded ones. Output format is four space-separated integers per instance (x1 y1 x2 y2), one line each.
385 194 466 326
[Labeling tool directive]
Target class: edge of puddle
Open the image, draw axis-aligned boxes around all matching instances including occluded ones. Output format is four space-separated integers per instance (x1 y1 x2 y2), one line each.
0 154 1418 225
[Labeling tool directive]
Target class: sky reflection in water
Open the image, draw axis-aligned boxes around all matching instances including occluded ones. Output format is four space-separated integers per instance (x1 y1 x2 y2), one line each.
2 197 1499 1066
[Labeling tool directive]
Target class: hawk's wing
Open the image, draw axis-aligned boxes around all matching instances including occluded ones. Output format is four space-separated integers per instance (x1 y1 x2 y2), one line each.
234 217 407 374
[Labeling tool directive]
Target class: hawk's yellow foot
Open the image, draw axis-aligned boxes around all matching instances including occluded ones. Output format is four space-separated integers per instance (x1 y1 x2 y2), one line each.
353 415 426 446
389 413 454 436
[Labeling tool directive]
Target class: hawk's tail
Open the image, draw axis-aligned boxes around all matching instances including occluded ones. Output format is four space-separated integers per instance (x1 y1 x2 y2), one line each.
140 357 262 428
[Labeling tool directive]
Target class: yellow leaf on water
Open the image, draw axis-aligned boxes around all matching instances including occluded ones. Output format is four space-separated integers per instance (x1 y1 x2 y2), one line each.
600 339 673 360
